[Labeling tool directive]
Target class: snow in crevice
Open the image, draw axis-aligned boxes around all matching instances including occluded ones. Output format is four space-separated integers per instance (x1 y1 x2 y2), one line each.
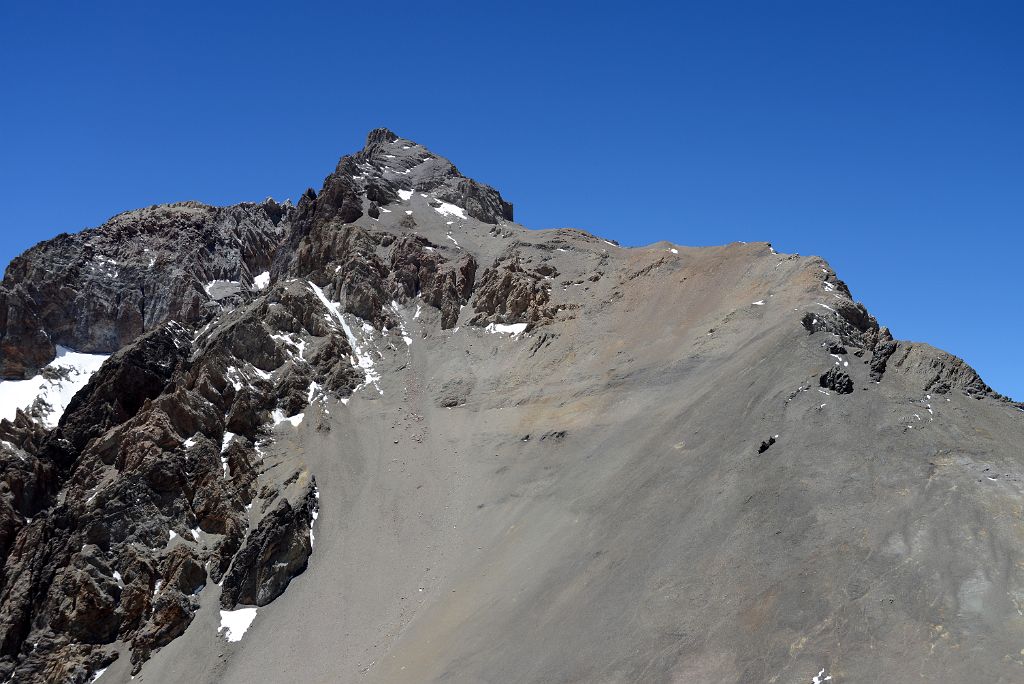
253 271 270 290
0 346 109 428
221 432 235 477
390 300 413 346
271 409 304 427
225 366 245 391
310 486 321 549
812 669 832 683
218 607 258 642
815 302 836 313
485 322 528 336
307 282 383 394
445 232 461 249
271 333 306 361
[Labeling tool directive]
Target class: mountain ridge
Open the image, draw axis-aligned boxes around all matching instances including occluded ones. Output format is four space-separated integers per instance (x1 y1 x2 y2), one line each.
0 129 1021 683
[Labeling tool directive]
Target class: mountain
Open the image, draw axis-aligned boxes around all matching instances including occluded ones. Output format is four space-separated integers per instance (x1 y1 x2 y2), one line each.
0 129 1021 684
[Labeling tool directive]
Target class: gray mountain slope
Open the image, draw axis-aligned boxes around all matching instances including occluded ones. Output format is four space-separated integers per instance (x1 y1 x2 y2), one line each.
1 129 1022 683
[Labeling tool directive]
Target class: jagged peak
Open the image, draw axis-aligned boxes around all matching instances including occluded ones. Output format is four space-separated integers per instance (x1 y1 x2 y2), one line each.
307 128 514 225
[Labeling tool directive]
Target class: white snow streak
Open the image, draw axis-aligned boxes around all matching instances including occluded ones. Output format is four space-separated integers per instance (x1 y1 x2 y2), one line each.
307 282 382 394
310 487 321 549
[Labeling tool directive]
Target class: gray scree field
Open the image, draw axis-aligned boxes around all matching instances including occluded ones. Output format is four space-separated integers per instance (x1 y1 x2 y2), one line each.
0 129 1021 683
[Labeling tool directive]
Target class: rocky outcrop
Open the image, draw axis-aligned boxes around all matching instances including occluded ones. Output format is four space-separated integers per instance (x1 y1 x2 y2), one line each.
884 341 1000 398
470 253 557 329
800 299 883 353
389 237 476 329
869 333 897 383
819 367 854 394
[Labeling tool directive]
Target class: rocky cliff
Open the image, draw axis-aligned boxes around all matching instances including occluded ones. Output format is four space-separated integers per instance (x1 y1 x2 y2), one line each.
0 129 1021 683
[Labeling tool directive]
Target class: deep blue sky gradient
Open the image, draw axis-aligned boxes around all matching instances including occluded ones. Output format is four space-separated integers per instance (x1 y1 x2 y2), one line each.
1 1 1021 398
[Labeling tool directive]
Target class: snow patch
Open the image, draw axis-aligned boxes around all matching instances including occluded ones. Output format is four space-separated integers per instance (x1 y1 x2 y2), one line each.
752 300 765 306
397 189 414 201
203 279 238 296
0 346 109 428
218 607 258 642
434 202 467 219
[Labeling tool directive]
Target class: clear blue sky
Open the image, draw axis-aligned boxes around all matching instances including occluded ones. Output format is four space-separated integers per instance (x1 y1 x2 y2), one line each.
1 1 1021 399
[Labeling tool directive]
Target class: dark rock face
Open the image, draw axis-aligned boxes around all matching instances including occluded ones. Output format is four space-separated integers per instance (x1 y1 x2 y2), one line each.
0 276 363 679
820 367 854 394
869 336 898 383
0 200 291 379
0 285 55 378
355 128 513 224
220 482 317 608
437 179 513 224
884 341 1000 398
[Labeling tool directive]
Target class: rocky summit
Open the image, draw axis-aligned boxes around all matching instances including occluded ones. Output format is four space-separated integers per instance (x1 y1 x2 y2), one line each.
0 128 1021 684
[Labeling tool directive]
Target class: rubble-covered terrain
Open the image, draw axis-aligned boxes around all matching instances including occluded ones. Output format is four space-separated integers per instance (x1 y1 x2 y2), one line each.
0 129 1021 683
